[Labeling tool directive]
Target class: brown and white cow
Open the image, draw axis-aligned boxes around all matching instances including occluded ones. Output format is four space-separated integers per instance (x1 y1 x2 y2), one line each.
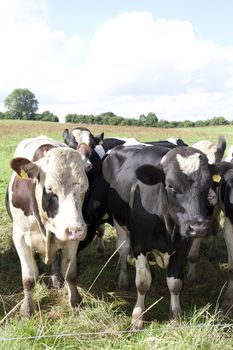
6 135 88 318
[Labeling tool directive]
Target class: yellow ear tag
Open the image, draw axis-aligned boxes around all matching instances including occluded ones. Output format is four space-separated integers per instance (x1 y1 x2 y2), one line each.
212 174 221 183
20 168 29 179
102 212 109 220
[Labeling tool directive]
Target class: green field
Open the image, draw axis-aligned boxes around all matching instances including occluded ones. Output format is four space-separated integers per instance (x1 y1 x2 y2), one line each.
0 120 233 349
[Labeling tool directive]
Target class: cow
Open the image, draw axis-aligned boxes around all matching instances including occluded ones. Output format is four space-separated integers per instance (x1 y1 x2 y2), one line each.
101 144 224 329
6 135 89 318
78 137 188 256
187 136 226 283
218 160 233 317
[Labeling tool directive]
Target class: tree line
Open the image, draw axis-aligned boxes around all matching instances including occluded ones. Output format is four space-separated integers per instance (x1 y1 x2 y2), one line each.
1 88 232 127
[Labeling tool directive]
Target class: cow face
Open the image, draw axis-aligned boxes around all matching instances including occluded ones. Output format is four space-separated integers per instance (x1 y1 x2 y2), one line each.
136 147 216 238
63 127 104 152
11 147 88 241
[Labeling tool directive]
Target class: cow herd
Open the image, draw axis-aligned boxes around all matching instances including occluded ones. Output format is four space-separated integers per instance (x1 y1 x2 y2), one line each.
5 127 233 329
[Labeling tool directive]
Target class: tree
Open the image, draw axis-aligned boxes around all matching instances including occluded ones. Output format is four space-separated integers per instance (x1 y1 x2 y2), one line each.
144 112 158 126
4 88 38 120
36 110 59 122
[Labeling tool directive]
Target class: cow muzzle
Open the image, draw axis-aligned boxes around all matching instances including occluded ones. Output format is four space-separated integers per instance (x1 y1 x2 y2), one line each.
65 224 87 241
187 216 209 238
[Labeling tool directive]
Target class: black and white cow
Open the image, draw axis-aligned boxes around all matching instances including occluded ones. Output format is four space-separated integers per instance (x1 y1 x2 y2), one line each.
218 160 233 316
101 144 224 329
6 135 89 317
187 136 226 282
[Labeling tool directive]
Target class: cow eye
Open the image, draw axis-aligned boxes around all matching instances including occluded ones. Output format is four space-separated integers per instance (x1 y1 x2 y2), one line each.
167 185 178 194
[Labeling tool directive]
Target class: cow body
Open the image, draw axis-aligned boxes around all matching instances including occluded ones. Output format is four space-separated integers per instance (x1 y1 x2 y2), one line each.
102 144 220 328
7 136 88 317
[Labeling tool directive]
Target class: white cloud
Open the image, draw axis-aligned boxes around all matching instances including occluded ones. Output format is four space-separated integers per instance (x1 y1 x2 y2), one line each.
0 3 233 121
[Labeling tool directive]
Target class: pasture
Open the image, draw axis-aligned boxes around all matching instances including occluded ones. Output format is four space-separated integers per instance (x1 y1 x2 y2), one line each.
0 119 233 349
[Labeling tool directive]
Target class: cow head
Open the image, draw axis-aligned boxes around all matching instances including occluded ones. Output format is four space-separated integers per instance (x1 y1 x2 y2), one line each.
10 147 88 241
63 127 104 152
135 147 221 238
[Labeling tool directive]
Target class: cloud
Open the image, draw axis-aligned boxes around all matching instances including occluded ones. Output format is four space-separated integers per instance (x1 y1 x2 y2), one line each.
0 2 233 121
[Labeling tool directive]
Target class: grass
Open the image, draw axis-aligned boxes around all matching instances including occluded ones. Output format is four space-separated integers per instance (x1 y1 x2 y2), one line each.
0 119 233 349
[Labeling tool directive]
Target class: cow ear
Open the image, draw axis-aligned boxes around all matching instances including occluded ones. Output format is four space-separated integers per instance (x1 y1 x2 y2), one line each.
212 161 233 186
63 128 70 145
10 157 40 180
135 164 165 185
94 132 104 145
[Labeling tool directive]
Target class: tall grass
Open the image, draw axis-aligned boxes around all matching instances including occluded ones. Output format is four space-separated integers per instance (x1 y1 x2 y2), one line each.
0 120 233 349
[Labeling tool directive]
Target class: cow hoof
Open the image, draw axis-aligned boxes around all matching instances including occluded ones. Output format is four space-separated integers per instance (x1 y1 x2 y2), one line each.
131 316 143 330
48 274 63 289
20 300 34 318
70 292 82 308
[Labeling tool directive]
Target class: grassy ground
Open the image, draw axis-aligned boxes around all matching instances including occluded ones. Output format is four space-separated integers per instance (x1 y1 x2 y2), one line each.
0 120 233 349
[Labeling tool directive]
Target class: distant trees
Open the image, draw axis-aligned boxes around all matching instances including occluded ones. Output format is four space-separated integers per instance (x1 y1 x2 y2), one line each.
65 112 232 128
4 88 38 120
2 89 58 122
1 88 232 127
36 110 59 122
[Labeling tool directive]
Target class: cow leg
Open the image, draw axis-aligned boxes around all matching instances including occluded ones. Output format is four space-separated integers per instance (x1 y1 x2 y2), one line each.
96 223 105 258
60 241 81 308
13 228 38 318
132 253 152 329
49 251 63 289
167 238 189 318
222 218 233 316
187 237 202 283
114 219 130 290
208 214 220 262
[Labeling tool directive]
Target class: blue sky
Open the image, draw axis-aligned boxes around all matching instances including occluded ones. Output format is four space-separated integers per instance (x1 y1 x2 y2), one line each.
0 0 233 122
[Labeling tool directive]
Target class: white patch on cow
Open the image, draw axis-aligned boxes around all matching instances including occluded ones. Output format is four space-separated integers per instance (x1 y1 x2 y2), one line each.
132 253 152 329
176 153 201 175
14 135 63 160
72 129 90 145
94 145 106 159
192 140 217 164
122 138 150 147
166 138 179 145
166 276 182 317
225 145 233 162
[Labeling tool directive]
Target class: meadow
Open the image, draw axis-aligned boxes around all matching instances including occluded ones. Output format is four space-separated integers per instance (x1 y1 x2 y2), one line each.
0 119 233 349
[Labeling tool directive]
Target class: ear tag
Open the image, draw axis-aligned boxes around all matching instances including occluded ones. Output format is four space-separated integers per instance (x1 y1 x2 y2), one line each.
102 212 109 220
20 168 29 179
212 174 221 183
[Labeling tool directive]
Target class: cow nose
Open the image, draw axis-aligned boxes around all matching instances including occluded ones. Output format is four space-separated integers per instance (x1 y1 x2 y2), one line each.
188 217 209 238
65 224 87 241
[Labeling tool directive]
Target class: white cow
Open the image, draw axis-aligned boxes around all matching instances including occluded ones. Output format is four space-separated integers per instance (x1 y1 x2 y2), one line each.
7 136 88 317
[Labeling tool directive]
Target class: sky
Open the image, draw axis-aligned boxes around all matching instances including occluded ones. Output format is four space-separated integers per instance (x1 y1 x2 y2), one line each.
1 0 233 122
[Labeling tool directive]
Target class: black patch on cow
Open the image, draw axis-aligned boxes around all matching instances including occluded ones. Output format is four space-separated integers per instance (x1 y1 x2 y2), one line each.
220 181 233 224
42 188 59 218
